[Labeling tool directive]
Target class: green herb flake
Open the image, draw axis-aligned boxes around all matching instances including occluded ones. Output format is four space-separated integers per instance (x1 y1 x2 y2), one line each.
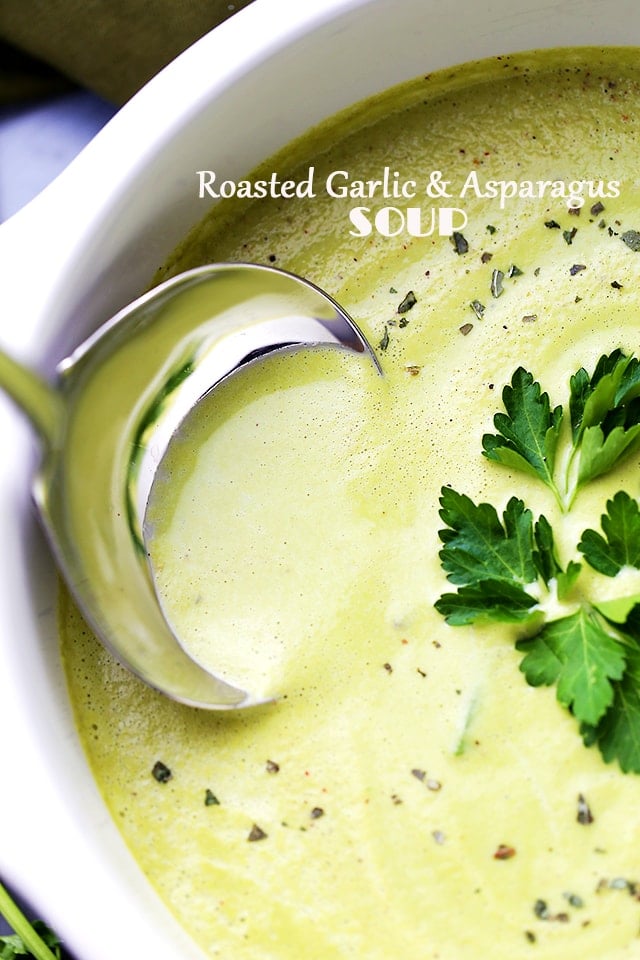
379 325 390 351
486 224 497 234
534 899 550 919
490 268 504 298
570 263 586 275
470 300 485 320
152 760 172 783
451 231 469 254
507 264 523 278
204 788 220 806
621 229 640 251
544 219 561 229
563 892 585 908
563 227 578 244
577 793 594 824
397 290 417 313
248 823 268 842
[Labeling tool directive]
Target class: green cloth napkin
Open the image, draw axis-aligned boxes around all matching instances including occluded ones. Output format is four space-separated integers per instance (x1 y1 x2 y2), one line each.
0 0 253 105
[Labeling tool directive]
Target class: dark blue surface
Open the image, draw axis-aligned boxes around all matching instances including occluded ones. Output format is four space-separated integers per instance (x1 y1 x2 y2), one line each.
0 89 116 222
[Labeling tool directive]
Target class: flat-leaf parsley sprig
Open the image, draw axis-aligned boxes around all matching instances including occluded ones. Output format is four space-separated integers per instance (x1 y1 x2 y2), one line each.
435 352 640 774
483 350 640 511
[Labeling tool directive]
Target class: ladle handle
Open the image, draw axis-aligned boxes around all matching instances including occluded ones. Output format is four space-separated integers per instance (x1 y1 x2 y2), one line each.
0 349 63 448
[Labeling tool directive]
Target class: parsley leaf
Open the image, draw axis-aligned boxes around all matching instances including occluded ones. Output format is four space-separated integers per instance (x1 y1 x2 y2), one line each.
434 489 564 626
483 352 640 511
517 608 627 726
569 349 627 440
569 351 640 497
435 578 538 626
579 490 640 575
581 645 640 774
482 367 562 493
438 488 539 587
435 351 640 773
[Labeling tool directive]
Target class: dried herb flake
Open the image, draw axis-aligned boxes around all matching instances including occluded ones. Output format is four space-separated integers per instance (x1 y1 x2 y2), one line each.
470 299 485 320
397 290 417 314
451 231 469 254
622 229 640 251
152 760 172 783
490 269 504 298
577 793 594 825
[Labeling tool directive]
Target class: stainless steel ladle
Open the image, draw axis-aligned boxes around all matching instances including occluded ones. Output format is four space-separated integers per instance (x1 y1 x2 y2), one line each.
0 263 379 709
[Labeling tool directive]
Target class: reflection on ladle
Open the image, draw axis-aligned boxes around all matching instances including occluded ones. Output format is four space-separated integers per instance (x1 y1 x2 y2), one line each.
0 264 379 708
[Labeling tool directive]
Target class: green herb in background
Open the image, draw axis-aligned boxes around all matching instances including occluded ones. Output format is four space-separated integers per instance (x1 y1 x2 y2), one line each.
436 352 640 773
0 883 63 960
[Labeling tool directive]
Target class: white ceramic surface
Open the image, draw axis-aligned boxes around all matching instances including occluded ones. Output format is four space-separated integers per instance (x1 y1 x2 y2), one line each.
1 0 639 956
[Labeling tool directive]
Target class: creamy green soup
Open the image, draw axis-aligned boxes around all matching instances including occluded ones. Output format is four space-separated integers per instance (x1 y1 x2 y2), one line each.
61 49 640 958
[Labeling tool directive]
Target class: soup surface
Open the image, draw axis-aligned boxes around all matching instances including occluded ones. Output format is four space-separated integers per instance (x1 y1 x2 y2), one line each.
61 49 640 958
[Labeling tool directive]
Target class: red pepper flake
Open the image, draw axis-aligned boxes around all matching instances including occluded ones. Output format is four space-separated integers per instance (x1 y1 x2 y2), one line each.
494 844 516 860
248 823 268 842
459 322 474 336
310 807 325 819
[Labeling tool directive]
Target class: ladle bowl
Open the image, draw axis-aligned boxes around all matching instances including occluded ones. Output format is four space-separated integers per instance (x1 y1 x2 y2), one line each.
0 263 378 708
